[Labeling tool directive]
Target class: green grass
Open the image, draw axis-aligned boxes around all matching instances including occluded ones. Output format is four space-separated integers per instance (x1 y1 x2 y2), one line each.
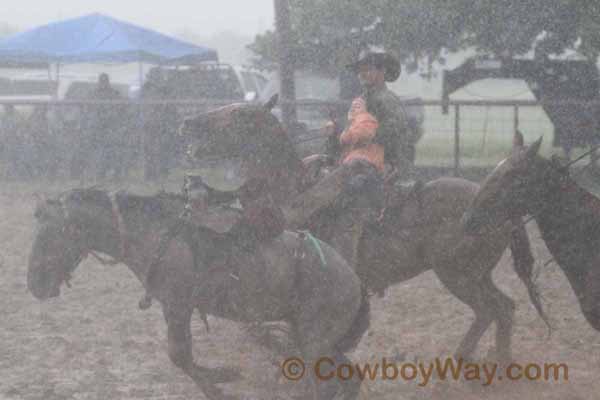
415 104 588 168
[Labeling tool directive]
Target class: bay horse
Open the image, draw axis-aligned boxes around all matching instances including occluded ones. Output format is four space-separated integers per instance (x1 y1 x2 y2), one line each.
180 95 547 363
28 188 369 400
463 131 600 331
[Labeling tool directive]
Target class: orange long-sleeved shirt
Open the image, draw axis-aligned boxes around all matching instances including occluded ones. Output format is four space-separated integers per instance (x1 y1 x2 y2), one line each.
339 112 384 172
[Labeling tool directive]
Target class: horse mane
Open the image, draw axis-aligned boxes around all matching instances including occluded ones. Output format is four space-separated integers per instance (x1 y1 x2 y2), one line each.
115 190 186 222
62 188 113 211
536 156 600 217
56 188 186 223
51 188 227 256
223 102 304 171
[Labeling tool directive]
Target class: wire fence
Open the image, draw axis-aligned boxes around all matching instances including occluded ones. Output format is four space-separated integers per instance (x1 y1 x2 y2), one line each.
0 98 590 182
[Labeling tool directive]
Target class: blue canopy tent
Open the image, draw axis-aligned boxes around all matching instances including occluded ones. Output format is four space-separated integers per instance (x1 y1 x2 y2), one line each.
0 13 217 64
0 13 218 93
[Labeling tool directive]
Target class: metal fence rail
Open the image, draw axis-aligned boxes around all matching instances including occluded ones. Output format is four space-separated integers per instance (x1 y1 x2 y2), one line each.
0 98 588 180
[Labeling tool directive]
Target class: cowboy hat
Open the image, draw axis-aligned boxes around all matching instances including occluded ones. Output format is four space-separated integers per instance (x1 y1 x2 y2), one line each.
346 49 401 82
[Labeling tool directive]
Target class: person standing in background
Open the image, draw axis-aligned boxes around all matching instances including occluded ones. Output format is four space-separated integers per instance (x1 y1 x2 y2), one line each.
86 73 123 181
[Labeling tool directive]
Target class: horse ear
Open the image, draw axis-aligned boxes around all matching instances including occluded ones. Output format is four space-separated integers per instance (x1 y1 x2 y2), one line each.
264 94 278 111
511 130 525 158
525 136 543 160
513 130 524 148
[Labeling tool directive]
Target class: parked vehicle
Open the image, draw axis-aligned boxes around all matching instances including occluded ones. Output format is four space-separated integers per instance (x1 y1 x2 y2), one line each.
137 63 267 103
232 65 268 101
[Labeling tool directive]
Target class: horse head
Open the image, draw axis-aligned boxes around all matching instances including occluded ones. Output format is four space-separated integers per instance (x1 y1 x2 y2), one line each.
28 189 115 300
180 94 282 162
462 131 547 234
464 132 600 332
180 94 306 205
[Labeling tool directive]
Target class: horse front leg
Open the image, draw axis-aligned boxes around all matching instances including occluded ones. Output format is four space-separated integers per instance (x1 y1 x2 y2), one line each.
163 306 241 399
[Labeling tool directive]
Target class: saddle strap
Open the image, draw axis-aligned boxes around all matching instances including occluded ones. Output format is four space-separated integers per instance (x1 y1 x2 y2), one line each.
297 230 328 268
139 215 189 310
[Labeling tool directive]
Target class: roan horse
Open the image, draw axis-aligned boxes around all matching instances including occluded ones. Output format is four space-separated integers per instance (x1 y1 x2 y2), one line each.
180 96 548 363
463 132 600 331
28 189 369 400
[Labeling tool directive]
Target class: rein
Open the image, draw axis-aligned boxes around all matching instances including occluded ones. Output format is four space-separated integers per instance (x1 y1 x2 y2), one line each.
54 192 126 275
483 157 600 271
87 192 127 266
519 144 600 226
513 159 594 228
139 194 194 310
561 144 600 170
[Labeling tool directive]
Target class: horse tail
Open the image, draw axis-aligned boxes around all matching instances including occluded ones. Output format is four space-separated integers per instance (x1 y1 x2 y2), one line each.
335 286 371 353
510 223 553 333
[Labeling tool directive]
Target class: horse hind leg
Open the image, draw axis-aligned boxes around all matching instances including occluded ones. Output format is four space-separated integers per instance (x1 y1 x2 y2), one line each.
481 277 516 363
434 270 495 361
163 307 241 400
294 303 369 399
442 271 515 363
323 352 362 400
332 352 363 400
292 310 367 399
330 293 370 400
454 304 495 361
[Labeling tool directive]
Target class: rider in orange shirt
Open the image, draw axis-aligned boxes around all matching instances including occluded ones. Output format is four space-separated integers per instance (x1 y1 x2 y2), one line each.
339 97 384 173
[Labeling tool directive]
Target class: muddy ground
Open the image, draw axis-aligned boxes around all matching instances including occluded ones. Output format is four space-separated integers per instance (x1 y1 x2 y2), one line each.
1 176 600 400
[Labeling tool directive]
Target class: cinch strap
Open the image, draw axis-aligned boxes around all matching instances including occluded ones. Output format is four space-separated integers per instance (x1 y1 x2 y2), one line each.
298 230 327 268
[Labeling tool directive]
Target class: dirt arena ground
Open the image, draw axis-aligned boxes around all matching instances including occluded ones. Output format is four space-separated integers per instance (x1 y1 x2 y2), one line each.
2 179 600 400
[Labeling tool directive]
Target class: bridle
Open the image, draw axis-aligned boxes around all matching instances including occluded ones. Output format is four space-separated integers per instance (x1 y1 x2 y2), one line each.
88 192 128 265
473 151 599 275
78 192 128 267
509 155 582 228
44 198 87 288
52 192 128 285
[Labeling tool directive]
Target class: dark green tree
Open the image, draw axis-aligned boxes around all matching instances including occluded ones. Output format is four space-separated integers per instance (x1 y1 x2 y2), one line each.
249 0 600 76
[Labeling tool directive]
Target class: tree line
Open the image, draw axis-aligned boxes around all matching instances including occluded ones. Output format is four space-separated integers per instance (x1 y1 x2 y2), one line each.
248 0 600 76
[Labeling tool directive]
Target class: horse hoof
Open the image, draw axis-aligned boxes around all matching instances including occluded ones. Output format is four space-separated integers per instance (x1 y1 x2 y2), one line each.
138 295 152 310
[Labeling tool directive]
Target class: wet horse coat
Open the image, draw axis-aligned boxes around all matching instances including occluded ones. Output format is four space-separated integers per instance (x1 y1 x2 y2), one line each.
463 133 600 331
181 98 547 362
28 189 369 400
